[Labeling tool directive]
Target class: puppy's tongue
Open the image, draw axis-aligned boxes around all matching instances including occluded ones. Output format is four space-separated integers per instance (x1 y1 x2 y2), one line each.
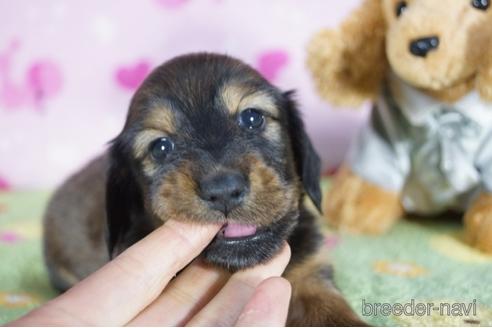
222 223 257 238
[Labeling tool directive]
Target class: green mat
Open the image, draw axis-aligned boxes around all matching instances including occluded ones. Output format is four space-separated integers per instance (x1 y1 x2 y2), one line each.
1 186 492 326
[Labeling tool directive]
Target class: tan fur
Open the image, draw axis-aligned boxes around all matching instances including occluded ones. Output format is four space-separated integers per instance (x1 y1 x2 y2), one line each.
285 254 367 326
221 83 282 141
133 109 177 176
464 193 492 253
478 43 492 101
134 130 174 177
385 0 492 99
263 121 282 143
242 154 299 226
307 0 387 106
133 129 169 158
142 107 176 133
153 154 299 227
152 162 203 222
307 0 492 105
324 166 403 234
220 84 279 116
424 75 476 103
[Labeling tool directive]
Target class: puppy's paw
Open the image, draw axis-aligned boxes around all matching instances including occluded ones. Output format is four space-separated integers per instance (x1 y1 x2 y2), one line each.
323 166 403 234
464 193 492 253
286 257 368 327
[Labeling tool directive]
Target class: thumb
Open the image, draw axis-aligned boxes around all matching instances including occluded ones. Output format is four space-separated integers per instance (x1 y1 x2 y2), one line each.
235 277 292 326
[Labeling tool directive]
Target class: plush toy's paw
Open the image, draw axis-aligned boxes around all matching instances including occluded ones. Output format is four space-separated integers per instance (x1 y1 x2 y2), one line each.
464 193 492 253
324 166 403 234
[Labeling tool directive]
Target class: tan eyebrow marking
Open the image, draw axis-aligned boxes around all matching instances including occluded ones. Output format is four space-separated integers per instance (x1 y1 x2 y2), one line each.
264 122 282 143
133 106 176 160
221 84 279 116
133 128 168 159
142 106 176 133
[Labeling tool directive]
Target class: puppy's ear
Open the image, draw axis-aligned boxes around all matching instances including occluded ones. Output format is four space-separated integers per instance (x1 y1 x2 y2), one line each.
284 91 322 212
105 142 154 258
306 0 387 107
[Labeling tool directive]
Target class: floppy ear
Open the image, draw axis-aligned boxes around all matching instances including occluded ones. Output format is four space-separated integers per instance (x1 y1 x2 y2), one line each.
105 143 155 259
306 0 387 107
284 92 322 212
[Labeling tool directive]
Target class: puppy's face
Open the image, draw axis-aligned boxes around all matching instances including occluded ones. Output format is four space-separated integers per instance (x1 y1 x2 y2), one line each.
106 54 321 270
383 0 492 90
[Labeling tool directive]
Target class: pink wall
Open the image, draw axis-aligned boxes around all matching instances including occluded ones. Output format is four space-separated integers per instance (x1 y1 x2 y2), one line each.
0 0 367 189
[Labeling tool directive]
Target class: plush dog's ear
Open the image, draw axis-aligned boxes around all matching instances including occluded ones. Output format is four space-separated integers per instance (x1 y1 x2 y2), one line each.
105 142 154 259
284 92 322 212
306 0 387 107
477 42 492 102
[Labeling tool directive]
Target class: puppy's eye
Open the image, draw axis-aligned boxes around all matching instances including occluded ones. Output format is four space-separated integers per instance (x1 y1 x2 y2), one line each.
471 0 489 10
150 137 174 160
395 1 407 17
238 108 265 130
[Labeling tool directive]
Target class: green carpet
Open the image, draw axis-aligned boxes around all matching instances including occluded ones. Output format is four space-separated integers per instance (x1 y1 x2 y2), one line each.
1 185 492 326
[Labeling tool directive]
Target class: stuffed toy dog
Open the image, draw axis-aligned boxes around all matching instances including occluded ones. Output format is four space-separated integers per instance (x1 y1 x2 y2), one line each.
307 0 492 253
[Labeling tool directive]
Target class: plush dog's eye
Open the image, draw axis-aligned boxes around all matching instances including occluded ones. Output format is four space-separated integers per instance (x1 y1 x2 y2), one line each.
150 137 174 160
395 1 407 17
238 108 265 130
471 0 489 10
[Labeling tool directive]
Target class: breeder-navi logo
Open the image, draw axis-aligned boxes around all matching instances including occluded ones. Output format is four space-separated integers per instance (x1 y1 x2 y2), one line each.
362 299 477 317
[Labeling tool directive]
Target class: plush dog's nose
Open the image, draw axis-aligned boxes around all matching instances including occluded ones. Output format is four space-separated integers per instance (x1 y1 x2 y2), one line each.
409 36 439 57
199 171 248 215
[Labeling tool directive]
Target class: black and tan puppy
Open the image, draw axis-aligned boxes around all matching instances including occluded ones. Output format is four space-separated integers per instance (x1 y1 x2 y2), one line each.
43 53 365 326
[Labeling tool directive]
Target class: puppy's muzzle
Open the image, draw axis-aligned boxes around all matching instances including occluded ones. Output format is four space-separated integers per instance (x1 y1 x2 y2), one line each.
199 170 249 215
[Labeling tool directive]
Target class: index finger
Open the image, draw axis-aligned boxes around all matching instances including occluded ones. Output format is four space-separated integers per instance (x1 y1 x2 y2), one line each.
14 220 220 326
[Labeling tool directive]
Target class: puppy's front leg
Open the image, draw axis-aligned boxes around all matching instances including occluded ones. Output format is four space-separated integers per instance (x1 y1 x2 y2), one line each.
285 255 368 326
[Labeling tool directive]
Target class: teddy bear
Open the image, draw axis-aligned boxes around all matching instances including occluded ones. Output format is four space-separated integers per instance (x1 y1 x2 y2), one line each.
307 0 492 253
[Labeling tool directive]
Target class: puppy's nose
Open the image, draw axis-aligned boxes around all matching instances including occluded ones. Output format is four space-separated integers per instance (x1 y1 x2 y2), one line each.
199 171 248 215
409 36 439 57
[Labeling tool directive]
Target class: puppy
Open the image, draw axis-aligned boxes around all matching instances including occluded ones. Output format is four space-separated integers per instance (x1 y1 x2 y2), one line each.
43 53 365 326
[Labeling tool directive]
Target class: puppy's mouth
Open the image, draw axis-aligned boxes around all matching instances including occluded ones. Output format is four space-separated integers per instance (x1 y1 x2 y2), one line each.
201 212 298 272
217 222 258 239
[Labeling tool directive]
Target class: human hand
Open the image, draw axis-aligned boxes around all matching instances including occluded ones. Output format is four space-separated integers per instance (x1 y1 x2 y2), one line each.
10 220 292 326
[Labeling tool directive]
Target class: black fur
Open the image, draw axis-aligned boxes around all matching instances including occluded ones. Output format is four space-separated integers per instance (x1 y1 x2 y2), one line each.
287 206 323 265
284 92 322 212
105 143 157 258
